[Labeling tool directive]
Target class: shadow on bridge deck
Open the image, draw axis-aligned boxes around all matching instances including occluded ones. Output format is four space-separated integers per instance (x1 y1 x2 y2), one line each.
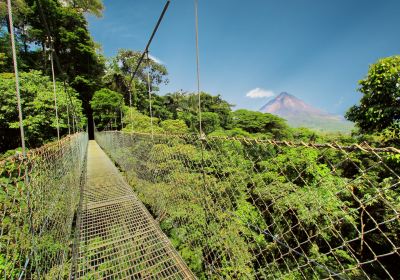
73 140 195 279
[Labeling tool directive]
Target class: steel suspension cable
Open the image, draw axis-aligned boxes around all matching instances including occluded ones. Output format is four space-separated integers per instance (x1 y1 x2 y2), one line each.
123 0 170 133
129 1 171 86
7 0 26 157
193 4 211 263
128 84 133 121
194 0 202 135
146 51 154 139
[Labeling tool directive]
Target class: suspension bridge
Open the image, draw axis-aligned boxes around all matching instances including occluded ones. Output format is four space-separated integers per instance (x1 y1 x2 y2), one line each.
2 0 400 279
1 131 399 279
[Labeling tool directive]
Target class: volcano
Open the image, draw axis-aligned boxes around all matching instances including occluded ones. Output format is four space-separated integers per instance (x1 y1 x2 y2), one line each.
259 92 353 132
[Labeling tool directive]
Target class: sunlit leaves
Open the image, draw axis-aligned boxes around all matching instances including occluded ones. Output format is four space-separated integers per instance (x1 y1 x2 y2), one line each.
0 71 86 147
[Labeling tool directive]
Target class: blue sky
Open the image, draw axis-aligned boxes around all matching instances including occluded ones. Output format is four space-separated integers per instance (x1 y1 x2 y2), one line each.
88 0 400 115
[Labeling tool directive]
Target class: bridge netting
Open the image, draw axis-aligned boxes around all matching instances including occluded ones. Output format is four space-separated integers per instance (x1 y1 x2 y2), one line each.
1 131 399 279
72 140 195 279
95 131 400 280
0 133 87 279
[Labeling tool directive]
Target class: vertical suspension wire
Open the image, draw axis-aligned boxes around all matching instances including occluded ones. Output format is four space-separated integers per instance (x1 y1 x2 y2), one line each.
129 86 133 122
193 0 209 187
119 100 123 130
194 0 208 186
66 86 78 134
119 75 124 130
129 87 133 109
66 104 71 135
36 0 80 136
49 37 60 140
64 81 71 135
194 0 202 136
146 51 154 139
7 0 26 156
72 110 76 133
127 79 135 130
120 108 123 129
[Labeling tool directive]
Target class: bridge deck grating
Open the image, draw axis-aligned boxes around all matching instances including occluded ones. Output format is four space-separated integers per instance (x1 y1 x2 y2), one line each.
73 141 195 279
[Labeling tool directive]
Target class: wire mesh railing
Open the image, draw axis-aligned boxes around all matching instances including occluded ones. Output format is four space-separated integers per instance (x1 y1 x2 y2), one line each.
71 140 195 279
0 132 88 279
96 131 400 280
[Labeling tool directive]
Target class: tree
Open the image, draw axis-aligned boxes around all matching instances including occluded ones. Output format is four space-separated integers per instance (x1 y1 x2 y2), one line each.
161 91 233 132
160 119 189 134
1 0 105 79
291 127 320 142
0 71 86 148
1 0 106 138
122 107 162 134
195 93 233 129
346 56 400 133
231 109 290 139
91 88 123 130
163 91 188 118
60 0 104 17
0 0 31 72
148 94 174 121
209 128 252 138
103 49 168 108
122 108 189 134
193 112 220 134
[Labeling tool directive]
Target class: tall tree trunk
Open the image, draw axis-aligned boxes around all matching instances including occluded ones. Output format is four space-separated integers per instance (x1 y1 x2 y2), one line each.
5 16 11 34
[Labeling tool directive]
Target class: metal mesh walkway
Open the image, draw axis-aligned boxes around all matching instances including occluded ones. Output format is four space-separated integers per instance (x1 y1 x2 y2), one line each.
73 140 195 279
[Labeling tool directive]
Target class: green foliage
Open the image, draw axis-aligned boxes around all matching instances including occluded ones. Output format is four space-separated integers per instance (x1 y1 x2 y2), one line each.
160 119 189 134
122 108 190 135
2 0 105 82
0 71 86 147
194 112 220 134
346 56 400 134
162 91 233 129
1 1 399 277
209 128 252 138
232 109 291 139
290 127 321 142
61 0 104 17
0 0 31 72
97 131 400 279
198 93 233 128
91 88 123 130
0 0 105 133
122 107 162 133
0 133 87 278
103 49 168 107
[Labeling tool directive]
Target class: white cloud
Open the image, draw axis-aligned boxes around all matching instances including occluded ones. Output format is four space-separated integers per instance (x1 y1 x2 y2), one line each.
246 88 275 98
148 54 164 65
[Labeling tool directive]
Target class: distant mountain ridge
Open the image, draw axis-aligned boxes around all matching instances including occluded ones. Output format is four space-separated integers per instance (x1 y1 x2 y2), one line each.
259 92 353 133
